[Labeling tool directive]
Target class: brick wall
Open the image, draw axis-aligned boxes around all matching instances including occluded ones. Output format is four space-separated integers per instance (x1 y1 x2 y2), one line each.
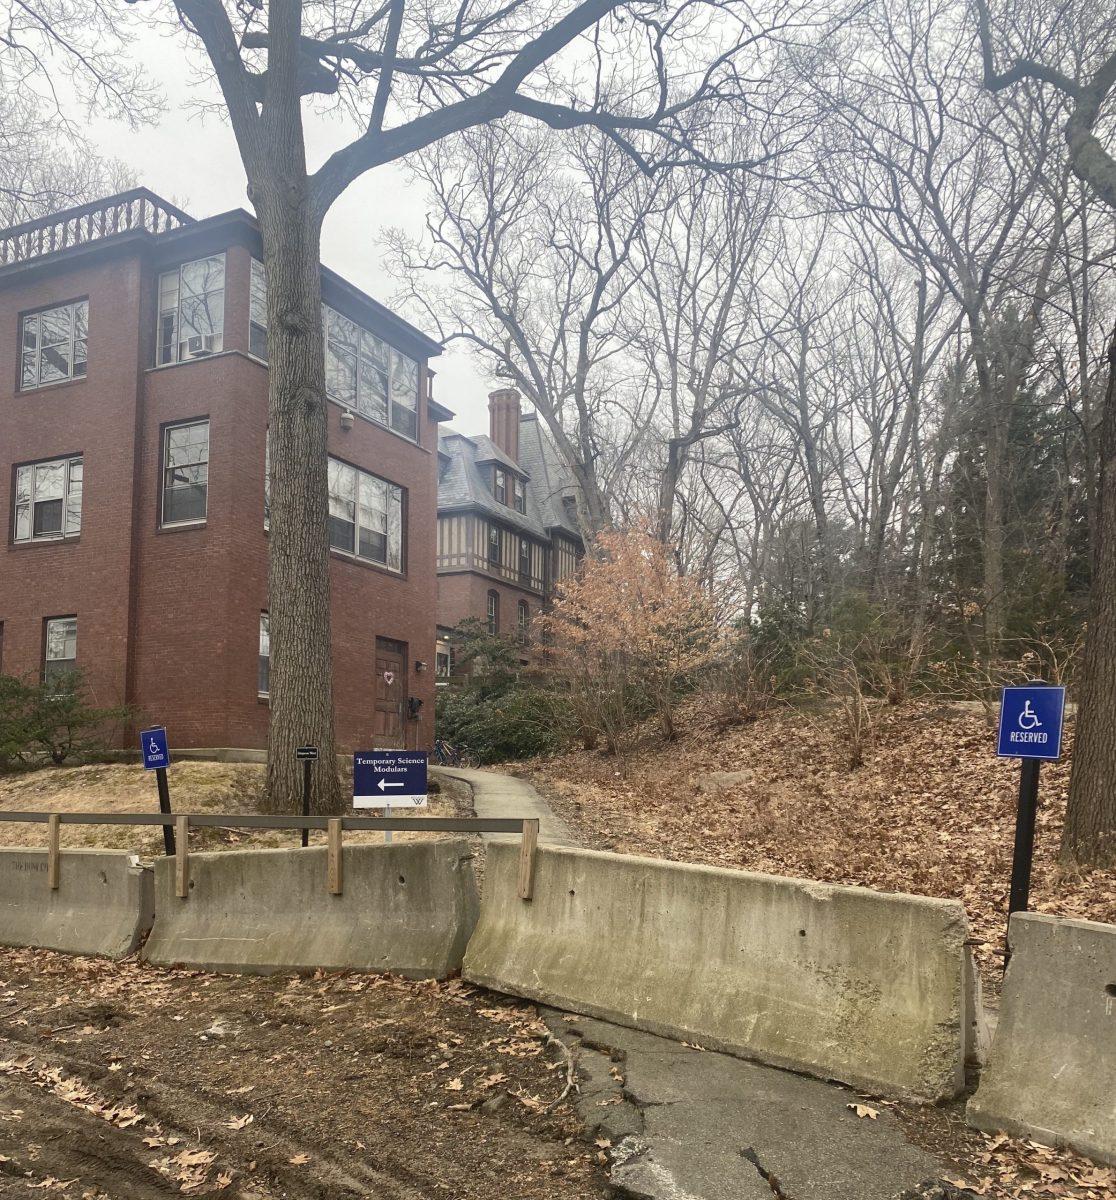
0 228 439 754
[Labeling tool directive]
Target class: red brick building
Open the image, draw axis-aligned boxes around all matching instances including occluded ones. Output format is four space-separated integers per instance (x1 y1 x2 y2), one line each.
0 189 449 752
436 388 583 672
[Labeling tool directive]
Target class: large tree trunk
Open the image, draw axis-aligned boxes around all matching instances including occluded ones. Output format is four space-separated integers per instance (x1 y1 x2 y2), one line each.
256 178 344 814
1062 320 1116 868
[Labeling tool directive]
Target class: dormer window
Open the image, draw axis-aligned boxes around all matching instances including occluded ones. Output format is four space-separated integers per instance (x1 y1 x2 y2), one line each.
494 468 508 505
513 477 527 513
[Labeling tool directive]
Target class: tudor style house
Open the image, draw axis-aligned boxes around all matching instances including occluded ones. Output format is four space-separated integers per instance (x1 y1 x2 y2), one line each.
0 188 451 752
436 388 583 671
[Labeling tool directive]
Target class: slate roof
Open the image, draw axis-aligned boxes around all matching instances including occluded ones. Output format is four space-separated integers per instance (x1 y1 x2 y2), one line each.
517 414 581 539
437 431 548 538
437 411 582 543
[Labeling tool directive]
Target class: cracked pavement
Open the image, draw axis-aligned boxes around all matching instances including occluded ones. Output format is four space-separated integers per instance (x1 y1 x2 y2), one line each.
545 1011 959 1200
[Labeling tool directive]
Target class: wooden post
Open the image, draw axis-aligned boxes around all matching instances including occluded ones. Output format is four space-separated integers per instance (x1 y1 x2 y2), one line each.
175 816 190 899
47 814 61 890
327 819 343 895
517 819 540 901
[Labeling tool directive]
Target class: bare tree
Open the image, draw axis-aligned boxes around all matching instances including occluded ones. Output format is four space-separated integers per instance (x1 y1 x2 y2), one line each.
91 0 831 809
977 0 1116 867
392 121 662 536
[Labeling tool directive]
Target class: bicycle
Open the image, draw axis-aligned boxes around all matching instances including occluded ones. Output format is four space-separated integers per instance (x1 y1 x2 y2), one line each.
433 738 479 769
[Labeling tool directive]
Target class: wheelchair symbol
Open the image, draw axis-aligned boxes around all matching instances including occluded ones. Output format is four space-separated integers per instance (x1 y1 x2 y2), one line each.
148 738 162 756
1017 701 1042 731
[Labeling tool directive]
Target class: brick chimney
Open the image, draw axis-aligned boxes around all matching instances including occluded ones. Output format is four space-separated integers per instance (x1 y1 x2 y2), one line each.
488 388 521 463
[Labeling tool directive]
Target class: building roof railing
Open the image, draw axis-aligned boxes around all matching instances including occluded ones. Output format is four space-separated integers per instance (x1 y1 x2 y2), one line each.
0 187 194 267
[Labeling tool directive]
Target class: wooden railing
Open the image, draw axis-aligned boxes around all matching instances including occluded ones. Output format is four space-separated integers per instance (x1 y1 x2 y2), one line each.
0 811 541 900
0 188 194 266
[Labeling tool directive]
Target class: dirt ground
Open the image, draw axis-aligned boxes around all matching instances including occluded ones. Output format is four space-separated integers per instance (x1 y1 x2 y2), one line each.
0 763 473 856
515 699 1116 992
0 947 610 1199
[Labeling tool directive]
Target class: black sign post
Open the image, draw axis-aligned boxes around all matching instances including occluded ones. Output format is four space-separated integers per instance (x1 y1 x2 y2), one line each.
155 767 176 857
1007 757 1041 919
296 747 318 847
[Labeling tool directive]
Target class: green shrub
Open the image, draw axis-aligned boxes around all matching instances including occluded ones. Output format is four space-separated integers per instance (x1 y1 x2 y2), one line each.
0 671 130 768
436 686 574 764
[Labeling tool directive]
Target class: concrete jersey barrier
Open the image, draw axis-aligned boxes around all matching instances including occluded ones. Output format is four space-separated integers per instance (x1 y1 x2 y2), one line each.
464 843 971 1100
144 839 478 979
968 913 1116 1165
0 848 154 959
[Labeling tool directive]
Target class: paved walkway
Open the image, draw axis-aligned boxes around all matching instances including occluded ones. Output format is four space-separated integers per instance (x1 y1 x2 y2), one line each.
431 766 576 845
437 766 956 1200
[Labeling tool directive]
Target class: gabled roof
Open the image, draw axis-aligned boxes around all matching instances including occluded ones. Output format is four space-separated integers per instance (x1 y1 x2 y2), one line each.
470 435 523 474
437 432 548 537
437 410 584 543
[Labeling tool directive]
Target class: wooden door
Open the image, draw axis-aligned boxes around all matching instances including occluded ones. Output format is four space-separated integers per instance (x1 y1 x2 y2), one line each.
374 638 407 747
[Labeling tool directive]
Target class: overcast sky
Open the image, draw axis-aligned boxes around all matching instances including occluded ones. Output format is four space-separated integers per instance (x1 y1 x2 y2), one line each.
85 22 492 435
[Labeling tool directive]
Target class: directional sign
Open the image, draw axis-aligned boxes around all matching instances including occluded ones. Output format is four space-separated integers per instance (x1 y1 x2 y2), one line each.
353 750 428 809
295 746 319 761
997 686 1066 760
140 726 170 771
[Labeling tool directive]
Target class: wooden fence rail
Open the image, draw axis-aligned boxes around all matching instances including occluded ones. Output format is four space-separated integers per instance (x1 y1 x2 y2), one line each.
0 812 541 901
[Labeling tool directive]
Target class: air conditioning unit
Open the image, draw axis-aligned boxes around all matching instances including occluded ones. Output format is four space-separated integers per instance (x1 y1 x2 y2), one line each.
180 334 218 359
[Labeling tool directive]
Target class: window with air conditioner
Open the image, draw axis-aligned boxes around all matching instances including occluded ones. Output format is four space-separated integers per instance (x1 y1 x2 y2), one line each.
157 255 225 365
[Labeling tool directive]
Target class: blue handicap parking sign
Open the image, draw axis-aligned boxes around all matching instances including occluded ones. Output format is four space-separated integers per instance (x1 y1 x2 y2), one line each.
997 687 1066 760
140 726 170 770
353 750 428 809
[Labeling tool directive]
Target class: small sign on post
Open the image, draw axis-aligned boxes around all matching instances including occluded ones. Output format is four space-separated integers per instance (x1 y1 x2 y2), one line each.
996 684 1067 964
353 751 428 844
296 746 318 847
140 726 175 857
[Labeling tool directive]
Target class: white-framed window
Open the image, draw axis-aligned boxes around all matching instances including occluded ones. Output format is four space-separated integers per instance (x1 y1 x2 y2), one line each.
517 600 530 642
14 456 82 543
258 612 270 697
435 647 452 678
513 477 527 514
43 616 77 685
488 523 501 567
327 457 404 571
249 258 268 360
494 468 508 505
321 303 418 438
21 300 88 389
251 266 420 438
157 254 225 365
487 591 499 636
161 420 209 526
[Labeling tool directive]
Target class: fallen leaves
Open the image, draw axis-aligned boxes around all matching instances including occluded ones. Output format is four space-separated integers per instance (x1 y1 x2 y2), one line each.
846 1103 879 1120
